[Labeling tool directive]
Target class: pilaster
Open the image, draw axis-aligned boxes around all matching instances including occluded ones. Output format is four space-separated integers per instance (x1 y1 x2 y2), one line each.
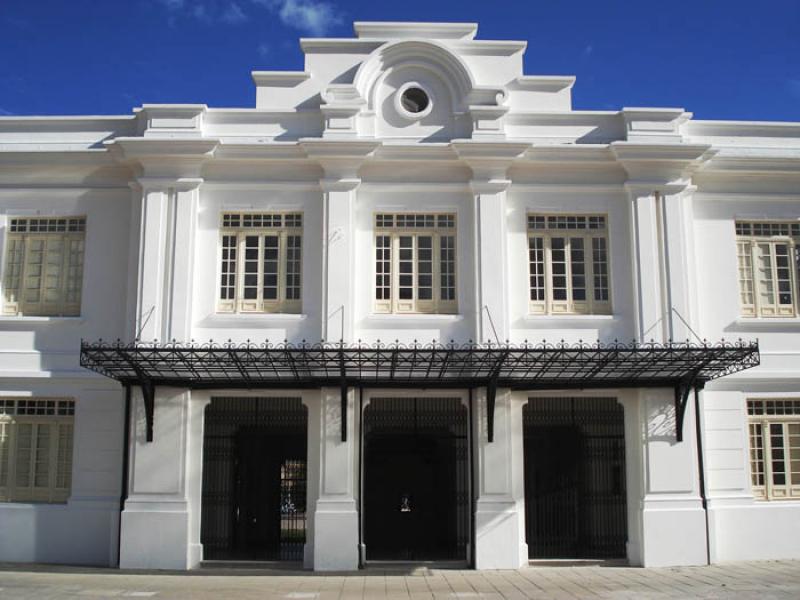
635 388 707 567
119 387 204 569
615 137 714 343
625 182 704 343
470 179 511 343
473 389 528 569
302 140 379 342
454 142 528 343
133 178 202 343
320 178 359 343
312 387 359 571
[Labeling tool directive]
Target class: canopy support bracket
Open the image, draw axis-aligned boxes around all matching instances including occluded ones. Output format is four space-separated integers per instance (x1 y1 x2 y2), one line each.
486 377 497 443
339 348 348 442
141 377 155 443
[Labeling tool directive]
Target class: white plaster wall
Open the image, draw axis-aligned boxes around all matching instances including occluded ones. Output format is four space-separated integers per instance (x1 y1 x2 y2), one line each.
191 186 324 343
0 380 125 566
0 185 131 566
0 189 133 372
702 388 800 562
636 388 707 567
506 188 636 344
353 187 476 343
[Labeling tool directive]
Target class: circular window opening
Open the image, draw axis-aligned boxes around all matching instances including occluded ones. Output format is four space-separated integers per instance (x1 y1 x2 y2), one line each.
400 87 430 114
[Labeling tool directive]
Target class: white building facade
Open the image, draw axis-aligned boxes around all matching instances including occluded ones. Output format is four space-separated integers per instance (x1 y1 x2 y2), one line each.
0 22 798 570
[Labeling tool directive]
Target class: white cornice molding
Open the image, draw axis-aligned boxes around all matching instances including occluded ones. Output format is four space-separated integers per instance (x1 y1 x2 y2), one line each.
687 119 800 138
251 71 311 86
373 144 459 162
610 142 713 161
448 40 528 56
451 140 531 159
0 185 130 194
135 176 204 192
202 180 320 192
105 137 218 179
509 183 625 195
611 141 715 194
299 39 383 54
522 145 616 163
360 181 470 192
300 139 381 179
105 137 219 157
452 140 530 181
509 76 576 92
700 151 800 174
354 21 478 40
694 191 800 202
214 142 307 161
299 139 382 157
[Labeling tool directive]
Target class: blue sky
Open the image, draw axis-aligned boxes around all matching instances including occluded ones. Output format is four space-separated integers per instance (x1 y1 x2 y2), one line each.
0 0 798 121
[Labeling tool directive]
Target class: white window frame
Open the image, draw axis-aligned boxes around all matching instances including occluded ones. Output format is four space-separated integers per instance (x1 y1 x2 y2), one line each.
3 216 86 317
217 212 303 314
0 398 75 504
373 213 458 315
527 214 611 315
736 221 800 318
747 399 800 500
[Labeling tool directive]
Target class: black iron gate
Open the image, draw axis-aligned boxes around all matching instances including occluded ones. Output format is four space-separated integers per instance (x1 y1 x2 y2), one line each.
363 397 470 561
201 397 307 561
523 397 627 559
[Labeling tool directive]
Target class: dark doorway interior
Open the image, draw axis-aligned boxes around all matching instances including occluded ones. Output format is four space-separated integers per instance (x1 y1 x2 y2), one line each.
201 397 307 561
523 397 627 559
363 397 469 562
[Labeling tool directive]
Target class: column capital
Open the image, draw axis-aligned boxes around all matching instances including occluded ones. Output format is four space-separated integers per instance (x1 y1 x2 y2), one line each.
453 140 529 182
470 179 511 195
134 176 204 193
320 177 361 193
106 138 218 179
624 182 699 200
300 139 380 180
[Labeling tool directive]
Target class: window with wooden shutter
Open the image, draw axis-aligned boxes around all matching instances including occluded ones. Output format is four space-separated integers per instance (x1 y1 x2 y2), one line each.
527 214 611 315
736 221 800 318
747 399 800 500
3 217 85 316
0 398 75 504
373 213 457 314
217 212 303 314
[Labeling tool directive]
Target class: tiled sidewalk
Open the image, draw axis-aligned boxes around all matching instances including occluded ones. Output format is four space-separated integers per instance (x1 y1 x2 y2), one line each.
0 560 798 599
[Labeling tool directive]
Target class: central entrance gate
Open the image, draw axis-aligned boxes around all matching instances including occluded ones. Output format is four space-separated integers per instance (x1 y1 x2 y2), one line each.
363 397 470 562
200 397 307 561
523 397 627 559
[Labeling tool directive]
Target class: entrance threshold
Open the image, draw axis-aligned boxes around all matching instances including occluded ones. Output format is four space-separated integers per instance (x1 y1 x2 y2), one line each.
365 561 469 573
528 559 628 568
199 560 305 572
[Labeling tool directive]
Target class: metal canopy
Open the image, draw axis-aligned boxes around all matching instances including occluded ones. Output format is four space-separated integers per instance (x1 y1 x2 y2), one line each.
80 339 760 443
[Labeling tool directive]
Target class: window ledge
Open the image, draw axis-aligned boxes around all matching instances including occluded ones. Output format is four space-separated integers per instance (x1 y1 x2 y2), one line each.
0 316 83 324
732 317 800 331
523 314 617 322
197 313 307 327
366 314 464 323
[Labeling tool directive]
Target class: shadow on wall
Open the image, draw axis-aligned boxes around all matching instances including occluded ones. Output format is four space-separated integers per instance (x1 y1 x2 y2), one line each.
647 395 679 446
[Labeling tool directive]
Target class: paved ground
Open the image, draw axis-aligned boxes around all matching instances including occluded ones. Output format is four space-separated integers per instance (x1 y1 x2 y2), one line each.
0 561 798 599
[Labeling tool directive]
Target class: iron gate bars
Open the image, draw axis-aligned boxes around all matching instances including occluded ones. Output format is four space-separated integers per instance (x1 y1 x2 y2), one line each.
80 339 760 442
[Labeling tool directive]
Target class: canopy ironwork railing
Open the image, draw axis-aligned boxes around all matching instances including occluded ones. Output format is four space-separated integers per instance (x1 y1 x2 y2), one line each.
80 339 760 443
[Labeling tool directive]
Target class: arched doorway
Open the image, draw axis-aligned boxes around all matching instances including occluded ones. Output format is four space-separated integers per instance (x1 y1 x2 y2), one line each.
200 397 308 561
523 397 627 559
